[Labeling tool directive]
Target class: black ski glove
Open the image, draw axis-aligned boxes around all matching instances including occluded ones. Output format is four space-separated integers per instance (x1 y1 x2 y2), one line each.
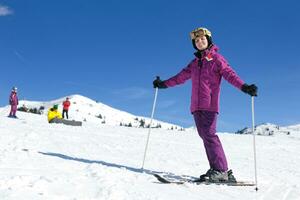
241 84 258 96
153 76 167 89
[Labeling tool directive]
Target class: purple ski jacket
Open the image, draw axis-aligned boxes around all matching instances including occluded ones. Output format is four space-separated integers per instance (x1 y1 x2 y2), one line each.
164 45 244 113
9 91 18 106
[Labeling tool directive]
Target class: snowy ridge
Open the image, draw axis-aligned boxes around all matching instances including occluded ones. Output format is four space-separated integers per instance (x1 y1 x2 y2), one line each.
0 110 299 199
235 123 293 136
17 94 184 131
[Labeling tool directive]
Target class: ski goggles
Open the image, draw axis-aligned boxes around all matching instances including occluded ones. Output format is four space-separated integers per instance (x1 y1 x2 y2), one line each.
190 27 212 40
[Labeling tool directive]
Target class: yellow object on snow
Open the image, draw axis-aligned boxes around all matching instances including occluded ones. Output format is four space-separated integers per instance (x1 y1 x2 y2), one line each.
47 108 62 122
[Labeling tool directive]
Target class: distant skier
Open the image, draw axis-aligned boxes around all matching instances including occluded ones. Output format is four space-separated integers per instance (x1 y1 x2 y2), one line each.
8 87 19 118
153 27 258 183
62 97 71 119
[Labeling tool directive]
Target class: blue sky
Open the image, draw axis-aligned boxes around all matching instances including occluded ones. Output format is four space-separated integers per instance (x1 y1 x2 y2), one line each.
1 0 300 132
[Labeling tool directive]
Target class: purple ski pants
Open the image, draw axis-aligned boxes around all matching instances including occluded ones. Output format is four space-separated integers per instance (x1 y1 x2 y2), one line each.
193 110 228 172
9 105 17 117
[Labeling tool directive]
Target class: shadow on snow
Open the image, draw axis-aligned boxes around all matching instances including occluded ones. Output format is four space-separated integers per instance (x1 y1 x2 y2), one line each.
38 151 197 180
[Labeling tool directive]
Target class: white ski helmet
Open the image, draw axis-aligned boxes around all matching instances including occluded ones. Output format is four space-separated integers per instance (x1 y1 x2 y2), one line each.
12 86 17 91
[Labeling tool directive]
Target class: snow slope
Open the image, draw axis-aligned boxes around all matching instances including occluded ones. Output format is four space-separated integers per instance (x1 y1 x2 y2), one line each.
0 109 299 200
18 94 184 130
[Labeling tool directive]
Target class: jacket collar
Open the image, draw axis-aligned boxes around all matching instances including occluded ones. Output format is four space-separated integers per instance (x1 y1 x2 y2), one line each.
194 44 219 59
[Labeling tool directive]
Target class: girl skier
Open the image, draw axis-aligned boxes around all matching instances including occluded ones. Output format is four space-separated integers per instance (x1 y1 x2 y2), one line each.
153 27 258 182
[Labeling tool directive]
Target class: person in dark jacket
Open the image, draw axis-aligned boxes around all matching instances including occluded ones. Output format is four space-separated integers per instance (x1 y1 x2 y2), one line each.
153 27 257 183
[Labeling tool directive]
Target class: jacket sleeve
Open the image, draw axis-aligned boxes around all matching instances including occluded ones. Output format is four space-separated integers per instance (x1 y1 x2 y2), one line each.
47 110 53 122
216 55 244 90
58 111 63 119
163 61 193 87
9 94 12 105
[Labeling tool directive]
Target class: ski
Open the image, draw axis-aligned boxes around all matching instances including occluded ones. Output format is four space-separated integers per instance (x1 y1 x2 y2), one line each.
153 174 255 186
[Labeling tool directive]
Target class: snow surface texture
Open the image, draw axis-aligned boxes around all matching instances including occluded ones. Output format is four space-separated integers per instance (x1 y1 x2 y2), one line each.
1 97 300 200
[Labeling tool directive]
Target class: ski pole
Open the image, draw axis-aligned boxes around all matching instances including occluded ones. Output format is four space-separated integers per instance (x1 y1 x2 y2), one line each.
141 86 159 170
251 96 258 191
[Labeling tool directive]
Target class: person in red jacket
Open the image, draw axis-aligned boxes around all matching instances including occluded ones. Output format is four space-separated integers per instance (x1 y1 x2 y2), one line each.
62 97 71 119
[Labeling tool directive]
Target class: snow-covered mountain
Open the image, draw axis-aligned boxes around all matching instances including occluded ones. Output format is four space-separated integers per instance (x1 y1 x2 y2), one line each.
17 94 184 131
0 109 299 199
235 123 293 136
